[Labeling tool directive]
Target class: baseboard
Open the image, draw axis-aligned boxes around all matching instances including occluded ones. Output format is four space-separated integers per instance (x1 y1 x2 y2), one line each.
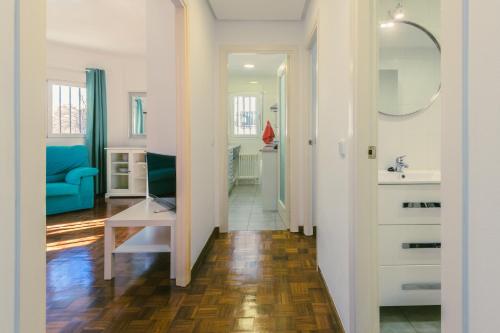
318 266 346 333
298 225 317 235
191 227 219 278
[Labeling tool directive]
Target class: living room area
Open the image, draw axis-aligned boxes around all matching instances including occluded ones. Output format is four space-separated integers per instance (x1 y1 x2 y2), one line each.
45 0 185 331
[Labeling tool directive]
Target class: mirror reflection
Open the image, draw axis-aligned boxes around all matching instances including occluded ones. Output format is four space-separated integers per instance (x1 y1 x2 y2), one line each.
130 92 147 137
378 21 441 116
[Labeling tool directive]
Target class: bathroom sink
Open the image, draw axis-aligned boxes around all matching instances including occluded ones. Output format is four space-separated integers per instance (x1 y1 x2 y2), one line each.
378 170 441 185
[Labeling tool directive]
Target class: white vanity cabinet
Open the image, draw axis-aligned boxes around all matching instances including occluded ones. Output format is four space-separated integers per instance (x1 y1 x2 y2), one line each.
105 148 147 198
378 183 441 306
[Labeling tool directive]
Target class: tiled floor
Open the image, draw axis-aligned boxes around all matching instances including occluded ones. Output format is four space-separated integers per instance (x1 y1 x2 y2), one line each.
380 306 441 333
229 184 287 231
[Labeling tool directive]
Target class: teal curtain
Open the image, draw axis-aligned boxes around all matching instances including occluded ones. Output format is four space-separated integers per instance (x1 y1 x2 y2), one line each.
85 69 108 195
135 97 145 134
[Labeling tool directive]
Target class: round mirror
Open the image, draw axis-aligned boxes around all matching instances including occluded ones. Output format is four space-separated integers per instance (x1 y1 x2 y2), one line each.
378 21 441 116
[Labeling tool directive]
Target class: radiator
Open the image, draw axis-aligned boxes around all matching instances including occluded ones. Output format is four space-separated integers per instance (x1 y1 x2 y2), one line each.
238 154 260 184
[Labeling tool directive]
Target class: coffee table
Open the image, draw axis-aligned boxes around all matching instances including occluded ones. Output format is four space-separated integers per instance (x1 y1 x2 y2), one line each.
104 199 176 280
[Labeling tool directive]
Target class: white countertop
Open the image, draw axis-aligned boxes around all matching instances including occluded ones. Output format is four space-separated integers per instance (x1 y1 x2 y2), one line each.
378 170 441 185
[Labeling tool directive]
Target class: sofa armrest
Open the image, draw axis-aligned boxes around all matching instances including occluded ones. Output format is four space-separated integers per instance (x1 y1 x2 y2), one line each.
65 167 99 185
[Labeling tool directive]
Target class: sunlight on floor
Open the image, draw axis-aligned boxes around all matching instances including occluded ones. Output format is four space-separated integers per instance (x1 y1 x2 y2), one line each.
46 219 106 251
46 219 105 236
46 235 103 252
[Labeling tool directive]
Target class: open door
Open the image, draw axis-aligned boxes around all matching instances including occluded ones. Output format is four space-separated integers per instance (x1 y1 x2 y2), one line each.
277 60 289 227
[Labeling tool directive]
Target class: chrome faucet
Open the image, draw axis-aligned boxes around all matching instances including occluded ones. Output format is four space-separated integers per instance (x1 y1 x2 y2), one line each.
395 155 409 172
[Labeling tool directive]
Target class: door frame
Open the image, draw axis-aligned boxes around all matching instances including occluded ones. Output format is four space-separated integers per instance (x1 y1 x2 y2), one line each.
216 45 299 233
1 0 47 331
351 0 380 331
172 0 192 287
441 0 466 331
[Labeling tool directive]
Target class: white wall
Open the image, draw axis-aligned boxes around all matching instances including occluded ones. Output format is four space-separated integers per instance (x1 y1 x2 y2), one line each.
46 42 147 148
303 0 354 330
146 0 176 155
187 0 216 267
228 74 278 154
377 0 441 170
216 21 304 46
146 0 216 270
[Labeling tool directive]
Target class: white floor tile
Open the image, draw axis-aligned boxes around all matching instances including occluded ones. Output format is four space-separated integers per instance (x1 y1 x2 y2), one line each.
229 184 289 232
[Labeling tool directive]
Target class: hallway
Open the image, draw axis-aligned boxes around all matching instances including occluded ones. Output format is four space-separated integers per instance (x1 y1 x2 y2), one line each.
46 199 342 332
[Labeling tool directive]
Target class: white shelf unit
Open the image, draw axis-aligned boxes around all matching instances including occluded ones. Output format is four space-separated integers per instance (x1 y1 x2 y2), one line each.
106 147 147 198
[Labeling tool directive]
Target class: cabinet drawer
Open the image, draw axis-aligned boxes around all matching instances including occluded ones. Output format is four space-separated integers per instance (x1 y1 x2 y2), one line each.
379 265 441 306
378 185 441 225
379 225 441 265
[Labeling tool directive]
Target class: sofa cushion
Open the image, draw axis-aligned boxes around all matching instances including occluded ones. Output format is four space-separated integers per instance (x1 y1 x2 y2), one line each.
46 173 66 183
46 182 79 197
46 145 90 177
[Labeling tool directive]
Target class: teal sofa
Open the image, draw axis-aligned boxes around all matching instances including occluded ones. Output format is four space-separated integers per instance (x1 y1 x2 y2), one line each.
46 145 99 215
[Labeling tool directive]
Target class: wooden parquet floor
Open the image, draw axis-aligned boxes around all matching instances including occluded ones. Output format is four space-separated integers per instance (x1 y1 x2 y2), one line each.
46 198 342 333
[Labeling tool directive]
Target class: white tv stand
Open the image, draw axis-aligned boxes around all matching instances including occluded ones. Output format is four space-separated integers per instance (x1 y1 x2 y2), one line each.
104 199 176 280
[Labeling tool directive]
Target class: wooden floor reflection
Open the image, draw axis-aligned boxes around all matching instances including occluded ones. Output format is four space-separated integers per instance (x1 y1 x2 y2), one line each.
46 198 342 332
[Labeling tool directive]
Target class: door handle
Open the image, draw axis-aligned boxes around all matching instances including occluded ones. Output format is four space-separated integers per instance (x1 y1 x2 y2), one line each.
402 202 441 208
402 242 441 249
402 283 441 291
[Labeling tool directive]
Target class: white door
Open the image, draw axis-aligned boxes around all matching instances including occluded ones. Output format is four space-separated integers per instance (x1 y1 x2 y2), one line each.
277 61 289 226
310 34 318 231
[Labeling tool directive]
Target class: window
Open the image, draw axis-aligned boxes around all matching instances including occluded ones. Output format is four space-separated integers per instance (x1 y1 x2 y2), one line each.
232 95 261 136
48 82 87 136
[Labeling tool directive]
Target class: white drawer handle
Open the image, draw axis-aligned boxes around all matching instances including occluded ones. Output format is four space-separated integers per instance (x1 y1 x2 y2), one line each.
402 202 441 208
402 283 441 291
402 242 441 249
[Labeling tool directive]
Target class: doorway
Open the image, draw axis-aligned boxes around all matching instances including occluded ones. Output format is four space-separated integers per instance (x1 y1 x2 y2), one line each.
375 1 442 332
225 53 288 231
217 47 299 233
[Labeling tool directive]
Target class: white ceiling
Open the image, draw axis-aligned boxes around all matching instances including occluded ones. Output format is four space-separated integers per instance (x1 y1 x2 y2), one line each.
228 54 286 77
47 0 146 55
208 0 309 21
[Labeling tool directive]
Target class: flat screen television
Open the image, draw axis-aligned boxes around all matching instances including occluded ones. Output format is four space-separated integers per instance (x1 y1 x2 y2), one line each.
146 152 176 210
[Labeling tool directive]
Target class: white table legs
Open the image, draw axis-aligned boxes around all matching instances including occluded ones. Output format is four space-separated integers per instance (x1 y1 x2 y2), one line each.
104 225 115 280
104 225 176 280
170 225 176 279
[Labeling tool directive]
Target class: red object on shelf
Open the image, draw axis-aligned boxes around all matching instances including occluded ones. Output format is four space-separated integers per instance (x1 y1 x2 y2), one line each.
262 121 275 144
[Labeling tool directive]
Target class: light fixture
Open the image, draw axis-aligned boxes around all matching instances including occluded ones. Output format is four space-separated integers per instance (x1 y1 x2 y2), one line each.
243 64 255 69
248 81 259 84
393 2 405 20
